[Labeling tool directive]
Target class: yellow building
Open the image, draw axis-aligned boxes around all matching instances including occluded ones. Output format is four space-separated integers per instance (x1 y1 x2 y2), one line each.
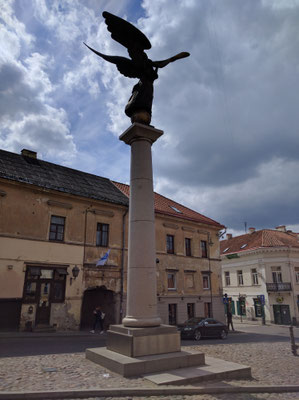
0 148 225 331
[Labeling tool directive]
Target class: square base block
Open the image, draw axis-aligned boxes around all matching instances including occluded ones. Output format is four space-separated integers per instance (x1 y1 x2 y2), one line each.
106 324 180 357
86 347 205 377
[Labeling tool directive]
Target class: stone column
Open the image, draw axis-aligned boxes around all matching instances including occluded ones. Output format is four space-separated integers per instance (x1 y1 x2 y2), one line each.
120 123 163 327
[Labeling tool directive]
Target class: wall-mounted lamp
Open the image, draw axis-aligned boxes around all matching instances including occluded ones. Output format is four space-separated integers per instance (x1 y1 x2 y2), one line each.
156 258 160 264
7 265 13 270
70 265 80 285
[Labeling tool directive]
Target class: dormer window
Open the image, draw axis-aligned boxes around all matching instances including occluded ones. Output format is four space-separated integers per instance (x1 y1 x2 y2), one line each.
240 244 247 249
223 247 230 253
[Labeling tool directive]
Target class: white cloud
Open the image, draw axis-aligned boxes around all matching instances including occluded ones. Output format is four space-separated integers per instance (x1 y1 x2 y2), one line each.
1 1 299 233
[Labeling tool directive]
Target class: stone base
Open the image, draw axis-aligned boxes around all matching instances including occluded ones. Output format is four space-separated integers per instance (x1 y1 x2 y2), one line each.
86 347 205 378
145 356 252 385
106 324 180 357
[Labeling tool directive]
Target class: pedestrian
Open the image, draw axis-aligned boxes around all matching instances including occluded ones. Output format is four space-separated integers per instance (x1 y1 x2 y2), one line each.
227 309 234 331
90 306 104 334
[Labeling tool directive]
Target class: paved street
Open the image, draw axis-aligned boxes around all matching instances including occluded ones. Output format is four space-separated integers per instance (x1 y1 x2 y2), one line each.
0 322 298 357
1 323 299 399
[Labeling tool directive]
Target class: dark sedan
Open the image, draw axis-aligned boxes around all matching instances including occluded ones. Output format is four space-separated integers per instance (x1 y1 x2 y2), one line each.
178 317 228 340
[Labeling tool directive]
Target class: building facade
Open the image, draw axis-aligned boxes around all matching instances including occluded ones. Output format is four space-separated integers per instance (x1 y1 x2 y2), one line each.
221 227 299 326
0 148 225 331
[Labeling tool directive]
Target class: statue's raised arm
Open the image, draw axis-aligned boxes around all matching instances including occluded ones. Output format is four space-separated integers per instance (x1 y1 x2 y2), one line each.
84 11 190 125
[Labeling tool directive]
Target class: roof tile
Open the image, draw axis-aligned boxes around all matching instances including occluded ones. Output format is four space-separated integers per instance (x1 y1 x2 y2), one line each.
113 181 224 228
221 229 299 255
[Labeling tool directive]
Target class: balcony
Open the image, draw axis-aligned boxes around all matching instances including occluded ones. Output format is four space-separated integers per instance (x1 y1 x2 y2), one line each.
266 282 292 292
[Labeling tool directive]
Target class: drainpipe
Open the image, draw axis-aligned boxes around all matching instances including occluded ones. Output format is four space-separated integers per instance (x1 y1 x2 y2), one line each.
120 208 128 323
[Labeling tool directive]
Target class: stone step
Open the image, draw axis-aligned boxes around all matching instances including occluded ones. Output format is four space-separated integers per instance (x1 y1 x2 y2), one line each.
144 356 251 385
33 325 56 333
86 347 205 377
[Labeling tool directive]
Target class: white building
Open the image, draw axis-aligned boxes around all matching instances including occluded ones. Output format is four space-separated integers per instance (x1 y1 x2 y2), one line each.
220 226 299 325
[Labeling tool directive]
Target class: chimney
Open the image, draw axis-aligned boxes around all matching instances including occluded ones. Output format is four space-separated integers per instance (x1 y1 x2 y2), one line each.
248 227 255 234
226 233 232 240
21 149 37 159
275 225 286 232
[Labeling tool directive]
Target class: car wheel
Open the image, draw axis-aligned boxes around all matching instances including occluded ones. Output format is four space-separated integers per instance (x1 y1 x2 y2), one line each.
194 329 202 341
220 329 227 339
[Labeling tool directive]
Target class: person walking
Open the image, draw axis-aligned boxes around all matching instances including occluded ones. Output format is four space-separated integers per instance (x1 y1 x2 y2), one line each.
227 309 234 331
90 306 104 334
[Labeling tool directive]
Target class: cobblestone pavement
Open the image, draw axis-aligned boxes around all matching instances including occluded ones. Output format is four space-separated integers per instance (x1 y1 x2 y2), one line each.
1 341 299 399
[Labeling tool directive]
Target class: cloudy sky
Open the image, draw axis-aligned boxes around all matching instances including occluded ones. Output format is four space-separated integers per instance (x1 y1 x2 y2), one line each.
1 0 299 235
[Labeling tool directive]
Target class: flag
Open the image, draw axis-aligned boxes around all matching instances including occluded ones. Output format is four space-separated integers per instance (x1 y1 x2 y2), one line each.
96 249 110 266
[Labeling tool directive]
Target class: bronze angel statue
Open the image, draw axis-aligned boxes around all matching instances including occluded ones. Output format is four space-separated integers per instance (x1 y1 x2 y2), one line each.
84 11 190 125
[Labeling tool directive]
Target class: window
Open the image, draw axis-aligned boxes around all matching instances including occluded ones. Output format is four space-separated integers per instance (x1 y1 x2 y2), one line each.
185 238 192 256
271 267 282 283
295 267 299 284
187 303 195 319
23 267 67 304
167 272 176 290
251 268 259 285
204 302 211 318
203 274 210 289
237 270 244 285
225 271 231 286
170 205 182 214
96 223 109 247
223 247 230 253
49 215 65 241
185 273 195 289
201 240 208 258
240 244 247 249
166 234 174 254
168 304 177 325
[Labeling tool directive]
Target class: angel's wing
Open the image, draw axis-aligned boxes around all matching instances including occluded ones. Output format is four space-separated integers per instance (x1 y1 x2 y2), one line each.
84 43 141 78
152 52 190 68
102 11 151 51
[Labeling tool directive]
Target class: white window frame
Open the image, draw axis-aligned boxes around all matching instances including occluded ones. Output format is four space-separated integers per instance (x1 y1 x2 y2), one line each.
237 270 244 286
225 271 231 286
272 267 282 283
203 274 210 290
251 268 259 285
167 272 176 291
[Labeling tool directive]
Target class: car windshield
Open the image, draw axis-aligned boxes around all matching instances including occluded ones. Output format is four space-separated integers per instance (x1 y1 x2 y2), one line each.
184 317 205 325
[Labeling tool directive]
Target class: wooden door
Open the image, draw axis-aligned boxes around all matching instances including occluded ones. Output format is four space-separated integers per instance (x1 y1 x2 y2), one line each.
35 282 51 325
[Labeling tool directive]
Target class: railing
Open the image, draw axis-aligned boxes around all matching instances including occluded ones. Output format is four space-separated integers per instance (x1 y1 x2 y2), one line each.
266 282 292 292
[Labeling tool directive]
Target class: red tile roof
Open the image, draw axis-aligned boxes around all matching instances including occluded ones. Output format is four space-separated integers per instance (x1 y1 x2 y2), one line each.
112 181 224 228
220 229 299 255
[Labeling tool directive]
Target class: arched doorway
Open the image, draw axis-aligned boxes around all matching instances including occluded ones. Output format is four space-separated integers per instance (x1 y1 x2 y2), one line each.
80 286 116 330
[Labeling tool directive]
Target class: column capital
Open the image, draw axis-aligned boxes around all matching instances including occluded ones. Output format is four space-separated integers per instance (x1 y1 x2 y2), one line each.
119 123 163 145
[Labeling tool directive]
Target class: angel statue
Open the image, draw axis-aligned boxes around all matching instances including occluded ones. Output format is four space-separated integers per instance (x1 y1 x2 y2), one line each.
84 11 190 125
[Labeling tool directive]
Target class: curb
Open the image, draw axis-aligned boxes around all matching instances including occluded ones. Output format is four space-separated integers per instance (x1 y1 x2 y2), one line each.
1 385 299 399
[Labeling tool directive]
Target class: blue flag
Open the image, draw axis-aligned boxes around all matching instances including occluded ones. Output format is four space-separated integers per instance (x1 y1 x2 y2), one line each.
96 249 110 266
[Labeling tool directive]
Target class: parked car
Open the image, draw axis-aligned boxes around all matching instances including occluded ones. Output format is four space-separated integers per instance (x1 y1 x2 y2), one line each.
178 317 228 340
